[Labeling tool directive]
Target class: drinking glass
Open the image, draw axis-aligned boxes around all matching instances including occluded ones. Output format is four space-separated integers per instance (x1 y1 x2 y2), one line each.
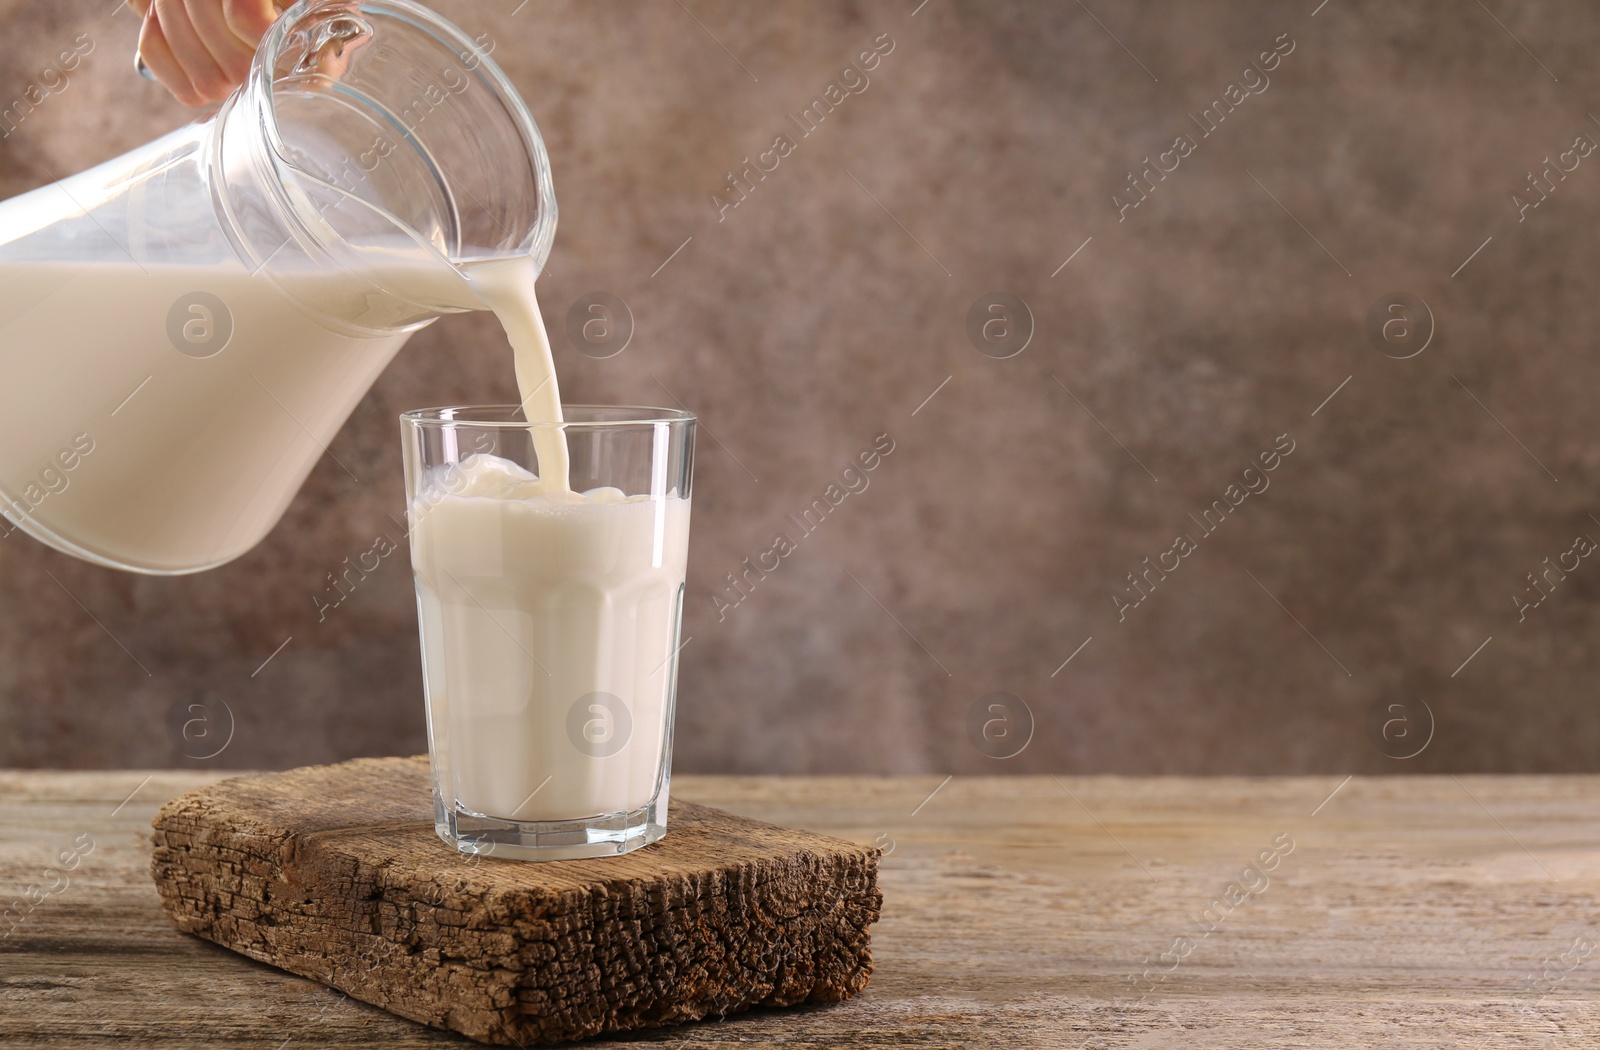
400 405 694 860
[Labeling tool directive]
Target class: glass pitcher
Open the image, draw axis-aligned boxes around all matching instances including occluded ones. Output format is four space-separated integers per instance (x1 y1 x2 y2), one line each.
0 0 555 574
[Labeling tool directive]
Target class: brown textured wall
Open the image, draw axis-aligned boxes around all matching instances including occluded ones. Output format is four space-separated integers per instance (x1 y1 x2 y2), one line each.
1 0 1597 775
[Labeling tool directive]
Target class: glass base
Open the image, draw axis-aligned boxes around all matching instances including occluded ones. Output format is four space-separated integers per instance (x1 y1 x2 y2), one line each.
434 794 666 861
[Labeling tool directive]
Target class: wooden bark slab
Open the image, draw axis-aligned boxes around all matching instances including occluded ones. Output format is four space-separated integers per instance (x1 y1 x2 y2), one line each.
147 757 880 1046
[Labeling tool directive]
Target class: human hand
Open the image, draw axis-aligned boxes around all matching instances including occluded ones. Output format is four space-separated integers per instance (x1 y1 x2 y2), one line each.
132 0 282 107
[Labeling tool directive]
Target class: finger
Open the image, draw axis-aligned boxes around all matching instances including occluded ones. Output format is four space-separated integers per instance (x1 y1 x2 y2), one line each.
221 0 279 46
183 0 256 82
138 10 205 106
154 0 230 102
128 0 152 15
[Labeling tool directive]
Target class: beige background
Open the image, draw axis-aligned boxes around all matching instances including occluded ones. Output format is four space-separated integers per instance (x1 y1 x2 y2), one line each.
1 0 1596 775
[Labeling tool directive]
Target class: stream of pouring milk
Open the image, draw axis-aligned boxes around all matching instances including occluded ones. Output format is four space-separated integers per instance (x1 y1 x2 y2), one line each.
461 256 571 493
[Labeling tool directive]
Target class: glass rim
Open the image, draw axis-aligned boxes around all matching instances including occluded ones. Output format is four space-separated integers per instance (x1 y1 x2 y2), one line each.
399 404 696 428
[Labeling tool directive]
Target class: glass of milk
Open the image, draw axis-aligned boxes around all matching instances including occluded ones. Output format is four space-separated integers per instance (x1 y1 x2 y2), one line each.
400 405 695 861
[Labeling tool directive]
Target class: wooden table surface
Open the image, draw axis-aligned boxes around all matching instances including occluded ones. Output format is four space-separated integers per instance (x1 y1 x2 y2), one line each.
2 771 1598 1048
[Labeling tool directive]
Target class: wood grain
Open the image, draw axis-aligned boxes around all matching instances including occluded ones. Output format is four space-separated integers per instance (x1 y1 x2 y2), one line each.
147 757 879 1045
3 772 1600 1048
